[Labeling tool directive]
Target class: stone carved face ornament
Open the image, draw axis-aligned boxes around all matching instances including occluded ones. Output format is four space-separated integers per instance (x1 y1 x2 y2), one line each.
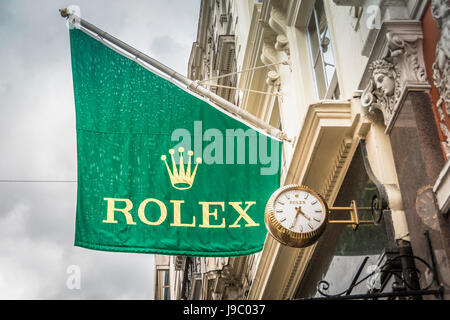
370 59 397 94
374 72 396 97
362 59 400 125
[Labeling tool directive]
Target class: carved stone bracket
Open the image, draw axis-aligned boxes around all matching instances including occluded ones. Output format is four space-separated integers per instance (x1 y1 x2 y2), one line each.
431 0 450 159
260 4 290 84
269 6 290 55
361 22 431 133
261 42 281 85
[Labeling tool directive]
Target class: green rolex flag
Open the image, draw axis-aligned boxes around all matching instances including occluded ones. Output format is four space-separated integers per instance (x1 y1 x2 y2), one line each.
69 28 281 257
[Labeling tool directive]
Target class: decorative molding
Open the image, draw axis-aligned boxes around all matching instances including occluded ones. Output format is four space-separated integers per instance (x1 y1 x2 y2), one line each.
268 6 287 36
260 42 278 69
361 22 431 133
387 31 427 82
281 248 306 299
275 34 289 52
431 0 450 159
269 6 290 55
260 41 281 84
259 4 290 84
320 138 353 201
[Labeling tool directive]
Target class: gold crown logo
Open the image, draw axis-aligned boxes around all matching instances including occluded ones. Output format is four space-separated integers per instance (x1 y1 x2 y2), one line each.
161 147 202 190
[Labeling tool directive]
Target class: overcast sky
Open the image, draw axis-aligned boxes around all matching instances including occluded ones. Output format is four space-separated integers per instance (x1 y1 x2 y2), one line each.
0 0 200 299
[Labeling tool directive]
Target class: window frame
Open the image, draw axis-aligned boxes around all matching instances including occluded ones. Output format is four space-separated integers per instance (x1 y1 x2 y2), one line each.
306 0 339 100
157 269 170 300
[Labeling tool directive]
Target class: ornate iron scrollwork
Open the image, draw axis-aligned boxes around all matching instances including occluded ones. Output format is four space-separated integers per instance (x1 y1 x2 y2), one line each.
304 231 444 300
317 255 437 297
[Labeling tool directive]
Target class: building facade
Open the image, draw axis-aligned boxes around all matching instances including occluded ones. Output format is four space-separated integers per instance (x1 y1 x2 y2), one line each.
155 0 450 300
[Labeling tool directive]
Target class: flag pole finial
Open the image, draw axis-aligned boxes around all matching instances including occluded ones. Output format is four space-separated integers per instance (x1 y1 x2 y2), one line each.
59 8 69 18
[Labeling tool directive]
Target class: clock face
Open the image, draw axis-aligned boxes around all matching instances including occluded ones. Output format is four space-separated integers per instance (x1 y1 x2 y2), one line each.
265 185 328 248
273 189 326 233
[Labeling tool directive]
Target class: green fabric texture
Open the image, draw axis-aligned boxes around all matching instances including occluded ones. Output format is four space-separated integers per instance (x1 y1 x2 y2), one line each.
69 28 281 256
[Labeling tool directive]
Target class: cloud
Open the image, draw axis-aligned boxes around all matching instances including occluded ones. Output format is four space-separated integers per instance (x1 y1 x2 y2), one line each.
0 0 200 299
0 183 155 299
150 35 185 56
0 200 66 299
149 35 190 74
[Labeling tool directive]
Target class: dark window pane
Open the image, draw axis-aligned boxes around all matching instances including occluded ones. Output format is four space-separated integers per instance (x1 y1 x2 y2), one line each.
162 270 169 285
163 287 170 300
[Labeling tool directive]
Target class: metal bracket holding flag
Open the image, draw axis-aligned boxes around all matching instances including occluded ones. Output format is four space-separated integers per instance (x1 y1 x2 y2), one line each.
60 8 283 257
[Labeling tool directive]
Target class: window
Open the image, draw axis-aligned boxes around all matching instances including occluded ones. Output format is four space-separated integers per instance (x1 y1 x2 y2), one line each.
307 0 339 100
158 269 170 300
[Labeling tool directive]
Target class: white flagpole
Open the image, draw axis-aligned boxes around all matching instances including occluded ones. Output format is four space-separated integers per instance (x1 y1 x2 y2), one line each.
59 8 292 142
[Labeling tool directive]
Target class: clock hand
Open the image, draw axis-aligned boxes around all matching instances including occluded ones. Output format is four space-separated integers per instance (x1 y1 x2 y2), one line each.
290 207 301 229
296 206 311 221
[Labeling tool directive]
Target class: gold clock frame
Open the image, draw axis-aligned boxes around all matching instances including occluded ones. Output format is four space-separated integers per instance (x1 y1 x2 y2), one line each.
265 184 329 248
265 184 377 248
